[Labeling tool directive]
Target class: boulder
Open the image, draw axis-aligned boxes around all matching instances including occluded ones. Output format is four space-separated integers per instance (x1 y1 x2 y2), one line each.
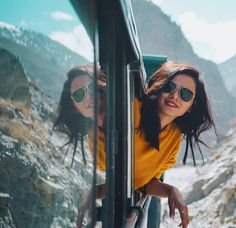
0 48 31 105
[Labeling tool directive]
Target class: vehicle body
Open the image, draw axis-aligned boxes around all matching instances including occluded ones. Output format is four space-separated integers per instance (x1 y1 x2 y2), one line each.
70 1 166 227
0 0 166 227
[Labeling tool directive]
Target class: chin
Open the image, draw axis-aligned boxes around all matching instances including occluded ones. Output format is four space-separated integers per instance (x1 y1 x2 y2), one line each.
85 113 93 119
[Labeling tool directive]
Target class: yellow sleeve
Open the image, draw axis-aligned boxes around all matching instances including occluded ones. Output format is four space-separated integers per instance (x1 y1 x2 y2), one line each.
154 136 181 179
87 128 106 172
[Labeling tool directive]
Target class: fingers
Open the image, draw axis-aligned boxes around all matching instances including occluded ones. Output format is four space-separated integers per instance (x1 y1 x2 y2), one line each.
76 216 83 228
178 206 189 228
168 201 189 227
76 208 85 228
167 186 189 227
169 202 176 218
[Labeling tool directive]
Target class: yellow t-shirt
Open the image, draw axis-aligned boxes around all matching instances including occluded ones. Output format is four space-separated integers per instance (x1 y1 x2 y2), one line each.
88 98 181 190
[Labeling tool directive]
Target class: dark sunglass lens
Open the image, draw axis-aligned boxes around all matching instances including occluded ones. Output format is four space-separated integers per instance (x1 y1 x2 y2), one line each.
180 88 193 102
72 88 85 103
162 81 176 93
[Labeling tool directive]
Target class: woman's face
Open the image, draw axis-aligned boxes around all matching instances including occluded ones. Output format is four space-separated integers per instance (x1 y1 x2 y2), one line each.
158 74 196 121
71 75 94 119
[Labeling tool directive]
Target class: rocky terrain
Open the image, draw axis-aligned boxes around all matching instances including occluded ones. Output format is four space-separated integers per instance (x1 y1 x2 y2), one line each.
131 1 236 226
0 1 236 227
161 127 236 228
0 22 88 100
0 49 93 227
219 55 236 99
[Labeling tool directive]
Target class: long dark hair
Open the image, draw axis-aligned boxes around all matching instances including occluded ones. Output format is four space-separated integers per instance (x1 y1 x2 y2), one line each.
53 64 106 166
139 61 217 165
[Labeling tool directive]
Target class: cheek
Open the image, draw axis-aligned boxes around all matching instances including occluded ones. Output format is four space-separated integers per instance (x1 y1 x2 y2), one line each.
74 103 84 114
158 93 166 105
181 102 193 114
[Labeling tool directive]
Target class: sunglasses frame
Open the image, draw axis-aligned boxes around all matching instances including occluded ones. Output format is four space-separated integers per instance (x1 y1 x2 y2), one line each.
71 81 94 103
162 80 195 102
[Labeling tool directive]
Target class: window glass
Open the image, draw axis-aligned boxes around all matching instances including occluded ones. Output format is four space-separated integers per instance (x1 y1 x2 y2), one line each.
0 1 102 227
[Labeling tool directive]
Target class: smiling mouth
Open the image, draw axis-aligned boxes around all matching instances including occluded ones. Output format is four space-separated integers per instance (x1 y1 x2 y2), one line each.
87 103 94 108
165 100 178 108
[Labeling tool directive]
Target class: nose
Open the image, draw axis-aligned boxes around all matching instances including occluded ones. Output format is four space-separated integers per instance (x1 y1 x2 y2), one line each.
170 88 179 100
85 89 93 102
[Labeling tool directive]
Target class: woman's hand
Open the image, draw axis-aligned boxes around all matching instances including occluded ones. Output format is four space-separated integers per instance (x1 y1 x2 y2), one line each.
167 186 189 228
145 178 189 228
76 184 105 228
76 191 91 228
76 207 86 228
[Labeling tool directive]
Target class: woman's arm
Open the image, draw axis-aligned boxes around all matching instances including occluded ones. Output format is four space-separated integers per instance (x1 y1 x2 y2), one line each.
77 184 105 228
145 178 189 228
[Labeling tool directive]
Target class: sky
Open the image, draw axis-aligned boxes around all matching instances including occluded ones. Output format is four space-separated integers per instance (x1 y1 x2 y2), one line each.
0 0 94 61
0 0 235 63
151 0 236 63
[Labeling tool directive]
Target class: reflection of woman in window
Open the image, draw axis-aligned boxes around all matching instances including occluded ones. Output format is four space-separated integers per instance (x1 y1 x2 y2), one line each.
53 64 106 227
54 61 217 228
53 64 106 165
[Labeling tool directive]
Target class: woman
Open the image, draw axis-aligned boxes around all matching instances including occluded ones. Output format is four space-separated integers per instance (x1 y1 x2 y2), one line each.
54 61 216 228
53 64 106 166
133 61 216 227
53 64 106 227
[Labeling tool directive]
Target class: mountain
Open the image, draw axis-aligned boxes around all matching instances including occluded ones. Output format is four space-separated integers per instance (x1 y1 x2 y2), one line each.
161 127 236 227
218 55 236 99
131 1 236 225
0 49 92 227
0 22 88 100
0 48 31 104
132 0 236 134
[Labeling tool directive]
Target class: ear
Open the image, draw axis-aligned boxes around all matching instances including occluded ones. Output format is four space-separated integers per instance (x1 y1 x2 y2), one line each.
188 99 197 113
187 102 194 113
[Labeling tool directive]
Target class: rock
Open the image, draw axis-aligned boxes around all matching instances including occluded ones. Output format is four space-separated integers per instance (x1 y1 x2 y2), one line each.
184 179 205 204
0 193 12 208
0 117 91 227
33 177 64 206
201 166 233 196
0 48 31 105
0 193 16 228
161 127 236 227
186 130 236 227
0 24 92 228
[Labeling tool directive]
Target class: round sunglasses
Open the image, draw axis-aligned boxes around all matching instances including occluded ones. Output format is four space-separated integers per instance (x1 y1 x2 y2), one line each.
161 81 195 102
71 81 94 103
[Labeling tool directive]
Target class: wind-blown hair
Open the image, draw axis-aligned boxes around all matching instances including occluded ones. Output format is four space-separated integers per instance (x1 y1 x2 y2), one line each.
53 64 106 165
139 61 217 165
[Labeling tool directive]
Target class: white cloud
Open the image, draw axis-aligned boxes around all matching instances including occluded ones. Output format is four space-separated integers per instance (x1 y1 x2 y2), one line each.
50 25 94 61
178 11 236 63
149 0 163 6
51 11 75 21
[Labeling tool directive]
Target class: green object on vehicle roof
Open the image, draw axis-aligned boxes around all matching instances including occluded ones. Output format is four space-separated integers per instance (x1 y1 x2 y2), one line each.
142 55 167 80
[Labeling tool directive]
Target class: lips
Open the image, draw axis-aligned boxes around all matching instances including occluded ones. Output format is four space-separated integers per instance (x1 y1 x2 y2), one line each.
87 103 94 108
165 99 178 108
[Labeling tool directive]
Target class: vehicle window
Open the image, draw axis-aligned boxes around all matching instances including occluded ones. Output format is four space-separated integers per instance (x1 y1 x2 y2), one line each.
0 1 101 227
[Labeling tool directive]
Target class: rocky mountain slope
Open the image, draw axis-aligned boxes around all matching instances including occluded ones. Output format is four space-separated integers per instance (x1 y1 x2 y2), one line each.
219 55 236 99
132 0 236 134
161 127 236 228
0 2 235 227
0 22 88 100
0 49 92 227
0 48 31 104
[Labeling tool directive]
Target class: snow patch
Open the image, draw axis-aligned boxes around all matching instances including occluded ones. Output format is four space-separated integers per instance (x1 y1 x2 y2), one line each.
0 21 20 33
